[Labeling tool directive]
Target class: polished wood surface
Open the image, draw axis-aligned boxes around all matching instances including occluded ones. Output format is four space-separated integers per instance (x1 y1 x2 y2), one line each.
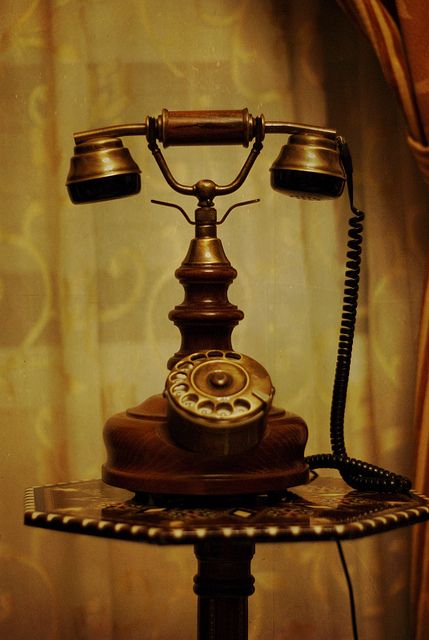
194 540 255 640
102 394 309 495
159 109 254 147
75 186 312 495
167 231 243 369
168 262 243 369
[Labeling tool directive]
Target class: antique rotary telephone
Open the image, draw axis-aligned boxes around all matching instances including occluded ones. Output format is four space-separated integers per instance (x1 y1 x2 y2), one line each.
66 109 411 498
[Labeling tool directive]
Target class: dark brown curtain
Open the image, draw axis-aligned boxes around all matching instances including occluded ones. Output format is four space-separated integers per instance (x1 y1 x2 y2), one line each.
337 2 429 639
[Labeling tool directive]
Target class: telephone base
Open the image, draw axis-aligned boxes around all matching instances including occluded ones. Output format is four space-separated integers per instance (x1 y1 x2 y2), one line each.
102 394 309 496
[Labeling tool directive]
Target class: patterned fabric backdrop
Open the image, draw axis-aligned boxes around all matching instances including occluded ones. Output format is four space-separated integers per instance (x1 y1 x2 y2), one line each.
1 1 428 638
337 3 429 638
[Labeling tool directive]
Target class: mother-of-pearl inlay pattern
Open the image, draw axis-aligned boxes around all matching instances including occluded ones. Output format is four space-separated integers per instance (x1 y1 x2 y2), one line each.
25 477 429 545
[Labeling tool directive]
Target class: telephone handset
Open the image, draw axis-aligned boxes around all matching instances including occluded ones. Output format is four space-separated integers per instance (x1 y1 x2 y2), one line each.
66 109 411 496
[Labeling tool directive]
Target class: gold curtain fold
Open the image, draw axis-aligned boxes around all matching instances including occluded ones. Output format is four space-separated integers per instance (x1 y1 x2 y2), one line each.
337 2 429 639
337 1 429 166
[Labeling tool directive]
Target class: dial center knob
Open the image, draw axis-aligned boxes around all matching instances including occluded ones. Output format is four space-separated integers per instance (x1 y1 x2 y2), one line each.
191 358 249 397
208 370 233 389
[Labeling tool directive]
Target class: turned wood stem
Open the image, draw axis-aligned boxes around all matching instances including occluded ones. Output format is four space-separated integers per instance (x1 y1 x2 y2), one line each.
194 540 255 640
167 210 244 369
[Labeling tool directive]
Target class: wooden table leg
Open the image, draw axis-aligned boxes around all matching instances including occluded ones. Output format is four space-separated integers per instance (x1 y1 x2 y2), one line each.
193 539 255 640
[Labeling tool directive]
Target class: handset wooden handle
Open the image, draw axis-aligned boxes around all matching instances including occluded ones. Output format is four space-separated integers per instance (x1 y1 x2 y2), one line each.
158 108 256 147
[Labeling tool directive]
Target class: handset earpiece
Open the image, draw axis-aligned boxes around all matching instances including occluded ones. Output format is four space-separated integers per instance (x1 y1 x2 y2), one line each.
270 133 346 200
66 137 141 204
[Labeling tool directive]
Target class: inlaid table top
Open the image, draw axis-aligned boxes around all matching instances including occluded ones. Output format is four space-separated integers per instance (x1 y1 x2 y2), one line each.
24 475 429 545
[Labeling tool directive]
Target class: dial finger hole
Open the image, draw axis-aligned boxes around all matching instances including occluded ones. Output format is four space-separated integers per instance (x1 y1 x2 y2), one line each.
216 402 233 417
170 371 188 382
181 393 199 408
198 400 215 415
234 398 251 414
191 353 206 361
177 361 194 371
171 383 189 397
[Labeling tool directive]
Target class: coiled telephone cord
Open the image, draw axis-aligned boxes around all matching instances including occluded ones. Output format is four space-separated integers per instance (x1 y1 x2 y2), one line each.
305 142 411 493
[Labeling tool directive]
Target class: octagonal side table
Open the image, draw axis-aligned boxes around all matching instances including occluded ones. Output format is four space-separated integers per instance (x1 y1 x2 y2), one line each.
25 476 429 639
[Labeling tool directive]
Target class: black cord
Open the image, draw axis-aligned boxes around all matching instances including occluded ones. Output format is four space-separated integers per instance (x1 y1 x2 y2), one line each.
305 140 411 493
336 540 359 640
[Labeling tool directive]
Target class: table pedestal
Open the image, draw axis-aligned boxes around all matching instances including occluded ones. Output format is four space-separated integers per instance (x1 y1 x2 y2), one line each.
194 540 255 640
24 477 429 638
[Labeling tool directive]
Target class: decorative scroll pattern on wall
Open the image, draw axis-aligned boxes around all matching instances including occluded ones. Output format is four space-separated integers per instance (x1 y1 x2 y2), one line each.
1 1 428 638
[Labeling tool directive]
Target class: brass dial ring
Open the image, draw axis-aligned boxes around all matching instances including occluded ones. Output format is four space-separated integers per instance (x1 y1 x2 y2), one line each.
165 350 274 456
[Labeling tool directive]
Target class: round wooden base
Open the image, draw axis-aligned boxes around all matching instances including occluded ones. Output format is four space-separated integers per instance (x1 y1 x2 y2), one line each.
102 395 309 495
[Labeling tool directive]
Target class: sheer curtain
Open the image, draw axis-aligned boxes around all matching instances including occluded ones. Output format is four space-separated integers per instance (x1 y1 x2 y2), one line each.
1 1 428 639
336 3 429 637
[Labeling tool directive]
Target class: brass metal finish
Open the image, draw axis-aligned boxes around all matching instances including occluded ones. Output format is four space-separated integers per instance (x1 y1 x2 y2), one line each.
191 358 248 397
151 199 260 227
73 121 148 145
271 133 344 176
182 236 230 264
146 116 265 205
71 112 337 148
167 214 244 369
165 351 274 456
66 137 141 203
264 120 336 138
270 133 346 200
102 394 309 495
67 109 343 206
